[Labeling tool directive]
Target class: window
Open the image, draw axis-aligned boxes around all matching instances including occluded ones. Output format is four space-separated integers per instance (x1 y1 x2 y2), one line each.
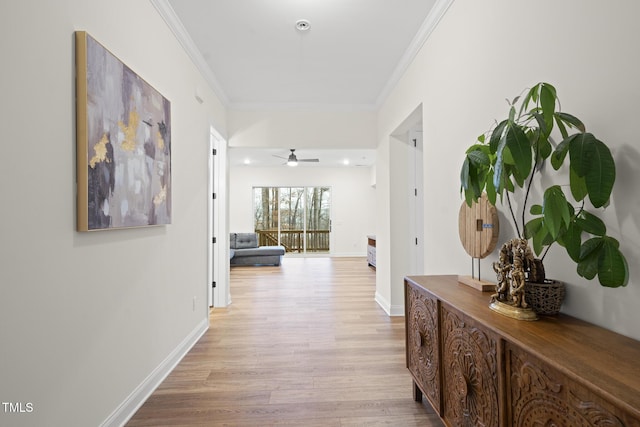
253 186 331 253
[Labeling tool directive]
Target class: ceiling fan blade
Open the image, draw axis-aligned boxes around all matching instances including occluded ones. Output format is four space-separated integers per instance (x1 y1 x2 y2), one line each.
272 154 288 160
298 159 319 162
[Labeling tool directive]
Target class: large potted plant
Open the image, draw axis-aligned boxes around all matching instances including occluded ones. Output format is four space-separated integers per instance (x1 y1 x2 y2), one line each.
460 82 628 316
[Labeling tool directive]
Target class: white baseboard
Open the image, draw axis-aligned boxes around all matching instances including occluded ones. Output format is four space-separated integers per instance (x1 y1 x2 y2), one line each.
375 291 391 315
388 303 405 316
283 252 366 258
374 292 405 317
101 318 209 427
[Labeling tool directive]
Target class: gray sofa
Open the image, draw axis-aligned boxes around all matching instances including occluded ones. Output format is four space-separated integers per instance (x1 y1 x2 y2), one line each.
229 232 285 266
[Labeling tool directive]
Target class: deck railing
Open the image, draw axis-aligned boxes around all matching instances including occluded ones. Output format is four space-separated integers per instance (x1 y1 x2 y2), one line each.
256 229 330 253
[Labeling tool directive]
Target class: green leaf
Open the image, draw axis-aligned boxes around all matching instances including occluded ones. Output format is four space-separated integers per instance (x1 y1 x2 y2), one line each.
576 211 606 236
569 166 588 202
569 133 616 207
466 161 484 201
569 133 597 177
543 186 571 239
505 124 532 183
580 236 603 259
519 85 537 118
493 131 508 189
563 221 582 262
578 237 604 280
530 204 543 215
511 166 526 188
465 143 484 154
485 170 497 205
530 84 540 103
467 149 490 167
502 146 515 165
525 217 546 255
460 157 470 191
555 114 569 139
489 120 508 154
532 112 548 138
509 106 516 123
551 134 577 170
540 83 557 131
504 176 515 192
464 187 475 207
525 216 542 239
535 135 553 160
463 156 487 204
474 168 488 197
584 137 616 208
555 112 586 133
598 237 629 287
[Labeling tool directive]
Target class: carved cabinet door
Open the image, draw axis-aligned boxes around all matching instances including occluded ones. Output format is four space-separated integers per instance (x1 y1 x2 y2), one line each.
442 305 500 427
406 282 441 413
507 342 639 427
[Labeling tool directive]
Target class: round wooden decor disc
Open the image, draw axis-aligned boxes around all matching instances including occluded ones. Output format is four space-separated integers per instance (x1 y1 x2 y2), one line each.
458 193 499 259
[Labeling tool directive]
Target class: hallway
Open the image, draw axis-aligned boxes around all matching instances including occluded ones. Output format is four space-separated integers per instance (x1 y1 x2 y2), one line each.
127 257 442 426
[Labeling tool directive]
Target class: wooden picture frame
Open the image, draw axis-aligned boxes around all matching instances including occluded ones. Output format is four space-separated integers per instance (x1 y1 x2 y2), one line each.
75 31 171 231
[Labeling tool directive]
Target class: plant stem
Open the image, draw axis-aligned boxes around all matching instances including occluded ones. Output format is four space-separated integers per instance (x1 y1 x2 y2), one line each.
505 190 521 239
522 131 540 237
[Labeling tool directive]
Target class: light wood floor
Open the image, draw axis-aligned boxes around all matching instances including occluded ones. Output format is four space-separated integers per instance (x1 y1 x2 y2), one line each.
127 257 443 426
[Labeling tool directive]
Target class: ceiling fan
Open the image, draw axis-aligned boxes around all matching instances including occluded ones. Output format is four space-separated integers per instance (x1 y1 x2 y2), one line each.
274 149 319 166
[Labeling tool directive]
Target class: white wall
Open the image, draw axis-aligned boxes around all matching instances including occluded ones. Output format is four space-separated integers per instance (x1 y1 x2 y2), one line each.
229 166 376 256
0 1 225 426
377 0 640 340
228 109 377 149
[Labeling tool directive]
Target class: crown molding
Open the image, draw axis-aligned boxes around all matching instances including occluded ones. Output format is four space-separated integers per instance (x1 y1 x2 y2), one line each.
374 0 455 108
150 0 230 107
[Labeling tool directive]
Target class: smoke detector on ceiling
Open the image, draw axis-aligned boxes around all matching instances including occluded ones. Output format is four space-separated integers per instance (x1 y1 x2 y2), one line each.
295 19 311 31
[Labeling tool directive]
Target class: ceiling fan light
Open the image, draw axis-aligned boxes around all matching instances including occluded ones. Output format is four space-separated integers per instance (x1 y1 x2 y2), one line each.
287 149 298 166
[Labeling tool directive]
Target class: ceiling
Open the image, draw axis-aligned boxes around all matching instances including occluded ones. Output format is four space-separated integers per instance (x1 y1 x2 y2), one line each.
228 147 376 168
157 0 449 109
153 0 450 166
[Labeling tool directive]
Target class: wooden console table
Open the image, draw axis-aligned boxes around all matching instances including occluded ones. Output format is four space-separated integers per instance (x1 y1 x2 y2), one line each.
404 275 640 427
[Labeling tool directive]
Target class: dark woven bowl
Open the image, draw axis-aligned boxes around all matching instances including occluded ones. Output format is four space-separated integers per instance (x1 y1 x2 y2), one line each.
525 280 565 315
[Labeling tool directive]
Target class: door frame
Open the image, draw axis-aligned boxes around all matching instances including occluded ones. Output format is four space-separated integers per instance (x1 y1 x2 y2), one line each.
208 126 229 308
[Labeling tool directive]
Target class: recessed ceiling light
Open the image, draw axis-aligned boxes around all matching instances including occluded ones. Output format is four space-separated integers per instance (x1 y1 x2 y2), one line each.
295 19 310 32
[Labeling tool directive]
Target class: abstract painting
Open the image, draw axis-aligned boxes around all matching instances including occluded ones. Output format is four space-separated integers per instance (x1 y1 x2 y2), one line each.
75 31 171 231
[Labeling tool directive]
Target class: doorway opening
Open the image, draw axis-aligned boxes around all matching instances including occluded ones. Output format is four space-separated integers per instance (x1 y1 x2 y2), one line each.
383 104 425 316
